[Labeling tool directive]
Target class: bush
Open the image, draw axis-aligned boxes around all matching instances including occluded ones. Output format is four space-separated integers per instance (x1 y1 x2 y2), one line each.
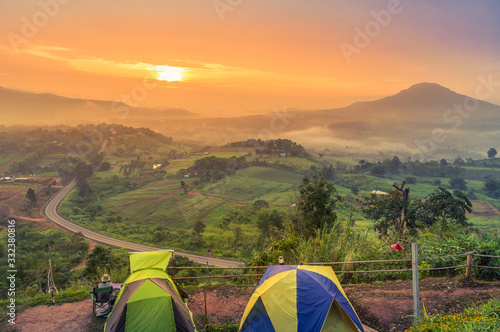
406 176 417 184
450 177 467 190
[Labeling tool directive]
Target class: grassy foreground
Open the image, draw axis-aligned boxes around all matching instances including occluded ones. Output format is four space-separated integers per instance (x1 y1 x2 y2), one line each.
407 298 500 332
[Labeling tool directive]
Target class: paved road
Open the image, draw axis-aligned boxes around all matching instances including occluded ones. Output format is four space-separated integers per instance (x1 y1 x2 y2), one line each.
44 180 244 267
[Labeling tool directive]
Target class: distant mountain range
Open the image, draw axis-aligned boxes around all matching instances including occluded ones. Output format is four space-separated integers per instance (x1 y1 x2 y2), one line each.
2 83 500 158
0 87 195 125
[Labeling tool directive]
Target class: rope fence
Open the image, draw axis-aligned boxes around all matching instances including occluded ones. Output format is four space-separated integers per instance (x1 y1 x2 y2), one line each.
1 252 498 297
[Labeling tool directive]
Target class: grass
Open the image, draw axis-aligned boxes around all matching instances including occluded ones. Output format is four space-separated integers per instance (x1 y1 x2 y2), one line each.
407 298 500 332
60 165 308 257
38 153 66 167
322 155 361 167
0 153 18 166
237 166 304 184
468 216 500 233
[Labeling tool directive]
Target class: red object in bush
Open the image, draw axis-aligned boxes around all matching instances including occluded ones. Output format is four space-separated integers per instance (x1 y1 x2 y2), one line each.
391 243 404 251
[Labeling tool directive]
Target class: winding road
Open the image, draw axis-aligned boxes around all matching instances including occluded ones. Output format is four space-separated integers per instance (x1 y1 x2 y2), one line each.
44 180 244 267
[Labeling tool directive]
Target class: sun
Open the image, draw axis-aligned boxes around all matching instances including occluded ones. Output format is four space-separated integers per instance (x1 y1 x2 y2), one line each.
156 66 185 82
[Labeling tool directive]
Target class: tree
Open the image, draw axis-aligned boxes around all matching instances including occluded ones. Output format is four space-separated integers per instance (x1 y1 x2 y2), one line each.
423 187 472 237
388 156 402 173
350 186 359 195
440 159 448 166
487 148 497 159
405 176 417 184
360 181 423 237
73 163 93 184
84 246 114 279
256 209 283 237
193 220 206 234
77 181 93 197
484 179 500 198
26 188 37 204
98 161 111 172
180 181 185 189
86 201 102 221
450 177 467 190
89 153 104 167
253 200 269 210
297 175 342 235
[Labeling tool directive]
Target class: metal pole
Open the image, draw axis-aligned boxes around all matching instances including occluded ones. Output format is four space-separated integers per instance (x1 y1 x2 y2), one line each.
204 291 208 331
206 261 211 287
411 242 420 324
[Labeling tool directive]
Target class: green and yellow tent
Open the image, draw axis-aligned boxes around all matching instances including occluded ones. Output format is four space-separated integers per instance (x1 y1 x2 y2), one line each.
105 250 196 332
239 265 364 332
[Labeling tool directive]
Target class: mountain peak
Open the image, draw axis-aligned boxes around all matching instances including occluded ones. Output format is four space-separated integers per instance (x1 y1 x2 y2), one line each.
400 82 455 95
365 82 464 110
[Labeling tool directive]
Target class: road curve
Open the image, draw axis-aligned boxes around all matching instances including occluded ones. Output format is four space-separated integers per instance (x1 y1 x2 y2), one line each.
44 180 244 267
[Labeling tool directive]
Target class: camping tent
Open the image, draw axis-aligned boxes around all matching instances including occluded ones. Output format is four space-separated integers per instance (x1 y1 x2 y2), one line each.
105 250 196 332
239 265 364 332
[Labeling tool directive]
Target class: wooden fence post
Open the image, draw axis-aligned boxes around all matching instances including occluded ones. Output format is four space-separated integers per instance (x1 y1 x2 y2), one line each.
466 252 473 280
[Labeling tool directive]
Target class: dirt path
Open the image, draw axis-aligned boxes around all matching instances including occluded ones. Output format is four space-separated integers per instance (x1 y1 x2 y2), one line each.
16 299 93 332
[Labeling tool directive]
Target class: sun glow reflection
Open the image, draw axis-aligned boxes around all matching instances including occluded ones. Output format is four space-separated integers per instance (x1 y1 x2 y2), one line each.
156 66 185 82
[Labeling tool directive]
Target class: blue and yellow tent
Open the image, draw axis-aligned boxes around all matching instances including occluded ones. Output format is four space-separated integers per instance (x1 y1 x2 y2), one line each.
239 265 364 332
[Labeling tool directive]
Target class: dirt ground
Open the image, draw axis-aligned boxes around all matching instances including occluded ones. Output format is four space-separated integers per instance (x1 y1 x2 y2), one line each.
13 278 499 332
344 278 500 331
15 299 93 332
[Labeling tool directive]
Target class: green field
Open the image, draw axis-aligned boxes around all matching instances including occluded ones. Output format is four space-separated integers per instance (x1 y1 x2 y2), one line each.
0 153 18 166
98 166 303 230
60 150 500 257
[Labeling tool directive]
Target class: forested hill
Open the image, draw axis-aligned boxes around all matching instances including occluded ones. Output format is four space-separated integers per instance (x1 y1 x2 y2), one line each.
226 139 311 158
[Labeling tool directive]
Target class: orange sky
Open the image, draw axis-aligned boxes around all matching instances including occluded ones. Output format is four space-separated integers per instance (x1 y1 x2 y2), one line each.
1 1 499 116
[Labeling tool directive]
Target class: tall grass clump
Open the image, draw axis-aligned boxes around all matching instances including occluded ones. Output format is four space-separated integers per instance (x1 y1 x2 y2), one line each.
250 219 416 283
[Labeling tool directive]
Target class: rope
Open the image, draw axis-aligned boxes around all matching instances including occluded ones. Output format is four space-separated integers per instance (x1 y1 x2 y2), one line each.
473 254 500 258
308 259 411 265
419 253 468 260
336 268 412 274
419 265 467 271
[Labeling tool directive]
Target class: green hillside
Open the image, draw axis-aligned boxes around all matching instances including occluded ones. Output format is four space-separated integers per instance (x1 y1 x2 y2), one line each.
56 139 500 260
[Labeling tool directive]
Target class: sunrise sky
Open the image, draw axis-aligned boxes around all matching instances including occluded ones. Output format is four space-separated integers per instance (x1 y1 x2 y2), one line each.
1 0 499 116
